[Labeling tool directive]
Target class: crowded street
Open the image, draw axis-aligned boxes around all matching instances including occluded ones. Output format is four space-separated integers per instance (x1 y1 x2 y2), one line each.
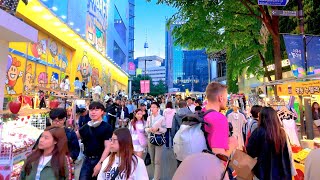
1 0 320 180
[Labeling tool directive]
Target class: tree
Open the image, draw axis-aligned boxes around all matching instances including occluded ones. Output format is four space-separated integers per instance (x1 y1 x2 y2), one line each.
132 75 153 94
150 0 290 81
131 75 167 96
150 80 167 96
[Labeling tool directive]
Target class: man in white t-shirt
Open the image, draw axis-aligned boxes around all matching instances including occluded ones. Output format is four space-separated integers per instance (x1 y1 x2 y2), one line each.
92 84 102 101
186 97 196 113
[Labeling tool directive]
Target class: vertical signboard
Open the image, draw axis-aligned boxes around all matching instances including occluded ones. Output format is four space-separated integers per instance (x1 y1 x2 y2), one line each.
306 36 320 75
140 80 150 94
283 35 306 77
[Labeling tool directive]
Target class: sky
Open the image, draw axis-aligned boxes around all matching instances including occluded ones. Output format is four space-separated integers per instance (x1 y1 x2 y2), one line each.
134 0 177 59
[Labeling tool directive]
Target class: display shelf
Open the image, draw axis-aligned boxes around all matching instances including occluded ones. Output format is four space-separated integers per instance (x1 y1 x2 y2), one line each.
0 108 50 117
12 147 32 165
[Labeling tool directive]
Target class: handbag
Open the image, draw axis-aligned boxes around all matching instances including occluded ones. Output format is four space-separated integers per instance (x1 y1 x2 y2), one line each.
149 133 166 146
148 115 166 146
144 152 152 166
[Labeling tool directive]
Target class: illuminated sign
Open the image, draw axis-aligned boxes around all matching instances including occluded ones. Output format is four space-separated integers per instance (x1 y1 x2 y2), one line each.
267 59 291 71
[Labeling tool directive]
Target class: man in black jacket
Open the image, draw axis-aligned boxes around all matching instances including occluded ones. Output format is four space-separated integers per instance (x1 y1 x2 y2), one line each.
33 108 80 162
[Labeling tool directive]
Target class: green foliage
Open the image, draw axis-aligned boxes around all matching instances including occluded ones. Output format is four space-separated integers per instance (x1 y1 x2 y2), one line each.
150 80 168 96
132 75 167 96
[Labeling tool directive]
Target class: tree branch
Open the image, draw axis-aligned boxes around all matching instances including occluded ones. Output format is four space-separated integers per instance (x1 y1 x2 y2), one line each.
238 0 263 21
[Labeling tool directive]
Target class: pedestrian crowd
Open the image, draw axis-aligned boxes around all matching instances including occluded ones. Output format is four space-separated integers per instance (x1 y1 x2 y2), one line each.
19 82 320 180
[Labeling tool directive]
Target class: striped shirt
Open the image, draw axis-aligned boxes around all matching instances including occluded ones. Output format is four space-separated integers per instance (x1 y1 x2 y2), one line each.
35 155 52 180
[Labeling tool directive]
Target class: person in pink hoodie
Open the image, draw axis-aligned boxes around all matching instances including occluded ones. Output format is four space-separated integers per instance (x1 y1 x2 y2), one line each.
163 102 176 148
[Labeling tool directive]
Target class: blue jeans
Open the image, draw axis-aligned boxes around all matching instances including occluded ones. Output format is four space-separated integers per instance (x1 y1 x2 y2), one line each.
165 128 172 148
79 157 100 180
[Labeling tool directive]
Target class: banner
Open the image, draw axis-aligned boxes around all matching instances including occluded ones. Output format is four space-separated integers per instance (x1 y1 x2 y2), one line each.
283 35 306 77
140 80 150 94
277 80 320 96
306 36 320 75
128 62 136 76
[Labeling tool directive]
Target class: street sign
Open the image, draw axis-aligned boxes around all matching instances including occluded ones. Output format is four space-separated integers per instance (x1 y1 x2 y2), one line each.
258 0 289 6
272 10 297 17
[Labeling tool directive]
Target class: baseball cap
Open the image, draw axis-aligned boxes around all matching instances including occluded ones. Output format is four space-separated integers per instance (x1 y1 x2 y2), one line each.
89 101 105 111
172 153 229 180
140 103 146 107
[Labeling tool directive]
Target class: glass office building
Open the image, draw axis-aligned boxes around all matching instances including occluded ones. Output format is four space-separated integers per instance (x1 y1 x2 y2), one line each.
166 23 209 92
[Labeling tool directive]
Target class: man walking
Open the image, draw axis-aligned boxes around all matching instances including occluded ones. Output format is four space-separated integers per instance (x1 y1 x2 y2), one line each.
77 102 113 180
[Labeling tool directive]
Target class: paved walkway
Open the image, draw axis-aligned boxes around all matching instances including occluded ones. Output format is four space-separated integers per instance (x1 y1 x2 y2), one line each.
74 147 177 180
146 147 177 180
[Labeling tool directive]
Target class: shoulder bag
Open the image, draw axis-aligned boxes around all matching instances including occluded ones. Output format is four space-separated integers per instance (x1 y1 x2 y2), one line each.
149 116 166 146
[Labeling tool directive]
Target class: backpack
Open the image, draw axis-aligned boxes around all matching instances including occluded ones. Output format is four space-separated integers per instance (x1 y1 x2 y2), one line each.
242 120 257 145
173 110 215 161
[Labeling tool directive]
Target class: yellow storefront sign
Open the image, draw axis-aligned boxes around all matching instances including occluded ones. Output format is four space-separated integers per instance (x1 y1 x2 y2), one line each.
3 0 129 96
277 80 320 96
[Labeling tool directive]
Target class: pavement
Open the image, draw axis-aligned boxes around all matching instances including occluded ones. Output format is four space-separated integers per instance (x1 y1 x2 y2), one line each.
74 147 177 180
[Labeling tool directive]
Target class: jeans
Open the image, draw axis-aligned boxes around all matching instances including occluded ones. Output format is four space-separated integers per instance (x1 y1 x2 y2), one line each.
165 128 173 148
79 157 100 180
148 142 163 180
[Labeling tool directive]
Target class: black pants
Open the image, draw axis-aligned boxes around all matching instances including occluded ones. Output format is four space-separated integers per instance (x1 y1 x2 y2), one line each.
109 116 116 130
165 128 172 148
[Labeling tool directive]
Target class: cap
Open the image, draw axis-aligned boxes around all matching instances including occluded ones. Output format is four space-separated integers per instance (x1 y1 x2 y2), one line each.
172 153 228 180
89 101 105 111
140 103 146 106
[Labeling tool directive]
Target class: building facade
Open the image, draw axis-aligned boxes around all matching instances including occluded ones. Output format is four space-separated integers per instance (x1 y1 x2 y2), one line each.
165 23 209 92
142 66 166 85
136 55 166 85
1 0 129 101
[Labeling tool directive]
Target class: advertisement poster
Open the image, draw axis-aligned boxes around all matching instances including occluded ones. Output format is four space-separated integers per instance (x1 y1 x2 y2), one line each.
140 80 150 94
306 36 320 75
86 0 108 55
283 35 306 77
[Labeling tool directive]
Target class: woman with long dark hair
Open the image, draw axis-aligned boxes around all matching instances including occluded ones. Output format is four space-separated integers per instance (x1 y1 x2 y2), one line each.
129 109 147 158
312 102 320 132
246 107 292 180
20 125 70 179
97 128 148 180
117 100 130 128
163 101 176 148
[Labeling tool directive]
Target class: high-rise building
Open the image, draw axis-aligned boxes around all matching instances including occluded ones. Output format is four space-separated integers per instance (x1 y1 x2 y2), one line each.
128 0 135 71
136 56 166 85
166 23 209 92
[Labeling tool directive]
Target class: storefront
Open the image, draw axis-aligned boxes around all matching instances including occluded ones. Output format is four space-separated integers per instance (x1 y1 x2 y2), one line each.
3 0 128 101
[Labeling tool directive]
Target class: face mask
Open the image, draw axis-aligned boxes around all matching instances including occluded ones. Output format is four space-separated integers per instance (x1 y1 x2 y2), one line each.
87 120 102 127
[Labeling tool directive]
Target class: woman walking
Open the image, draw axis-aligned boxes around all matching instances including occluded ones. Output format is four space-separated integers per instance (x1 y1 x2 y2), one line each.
20 125 70 179
117 100 130 128
163 101 176 148
129 109 148 158
97 128 148 180
312 102 320 133
145 102 167 180
246 107 293 180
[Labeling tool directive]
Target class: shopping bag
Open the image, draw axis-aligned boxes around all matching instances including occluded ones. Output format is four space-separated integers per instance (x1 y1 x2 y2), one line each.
144 152 151 166
229 150 257 180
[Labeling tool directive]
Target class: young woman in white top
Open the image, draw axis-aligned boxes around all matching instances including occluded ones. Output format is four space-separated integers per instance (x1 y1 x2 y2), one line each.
145 102 167 180
20 125 70 180
97 128 148 180
128 109 147 158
